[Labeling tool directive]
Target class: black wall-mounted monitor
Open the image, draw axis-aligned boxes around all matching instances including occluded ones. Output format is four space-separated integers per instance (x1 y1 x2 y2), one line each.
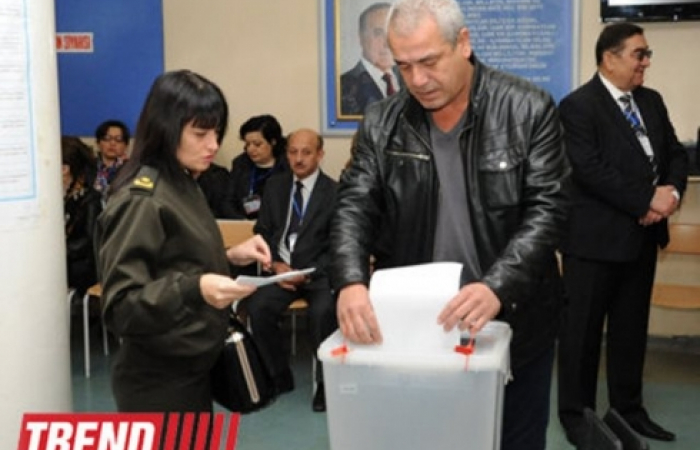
601 0 700 22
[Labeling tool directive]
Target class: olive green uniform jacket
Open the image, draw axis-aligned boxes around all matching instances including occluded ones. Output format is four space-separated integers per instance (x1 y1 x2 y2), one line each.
96 166 229 412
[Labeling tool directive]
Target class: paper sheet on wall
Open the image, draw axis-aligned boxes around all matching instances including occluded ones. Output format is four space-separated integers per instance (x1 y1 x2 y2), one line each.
0 0 40 231
368 262 463 352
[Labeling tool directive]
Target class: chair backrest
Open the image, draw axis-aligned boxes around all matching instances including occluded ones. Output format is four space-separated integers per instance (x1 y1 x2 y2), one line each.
665 223 700 255
217 220 256 248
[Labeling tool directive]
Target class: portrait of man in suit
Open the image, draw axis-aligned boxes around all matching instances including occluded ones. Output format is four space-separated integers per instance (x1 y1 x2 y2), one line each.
339 2 401 117
242 128 337 413
557 22 688 447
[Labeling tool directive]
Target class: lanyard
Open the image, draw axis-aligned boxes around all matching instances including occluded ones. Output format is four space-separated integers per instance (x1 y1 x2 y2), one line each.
248 166 272 195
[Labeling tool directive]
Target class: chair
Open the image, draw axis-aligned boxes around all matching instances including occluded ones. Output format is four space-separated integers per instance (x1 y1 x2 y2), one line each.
288 298 309 356
217 219 256 248
652 223 700 310
218 220 256 321
68 284 109 378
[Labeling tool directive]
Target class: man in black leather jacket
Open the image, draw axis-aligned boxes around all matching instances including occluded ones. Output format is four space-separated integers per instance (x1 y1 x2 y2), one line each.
330 1 570 449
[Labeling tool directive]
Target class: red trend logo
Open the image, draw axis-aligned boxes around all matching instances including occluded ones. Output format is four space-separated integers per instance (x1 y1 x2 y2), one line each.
17 413 240 450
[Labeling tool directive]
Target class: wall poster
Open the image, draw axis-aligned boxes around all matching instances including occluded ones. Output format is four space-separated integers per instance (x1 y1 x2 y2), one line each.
320 0 579 135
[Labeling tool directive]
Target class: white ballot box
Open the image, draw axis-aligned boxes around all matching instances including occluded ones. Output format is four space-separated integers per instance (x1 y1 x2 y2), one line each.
319 263 510 450
318 321 512 450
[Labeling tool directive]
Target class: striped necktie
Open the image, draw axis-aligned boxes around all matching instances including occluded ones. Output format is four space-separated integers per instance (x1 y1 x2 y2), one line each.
620 94 657 180
619 94 646 135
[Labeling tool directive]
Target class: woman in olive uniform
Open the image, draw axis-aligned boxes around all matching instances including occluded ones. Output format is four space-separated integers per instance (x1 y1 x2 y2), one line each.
96 70 271 412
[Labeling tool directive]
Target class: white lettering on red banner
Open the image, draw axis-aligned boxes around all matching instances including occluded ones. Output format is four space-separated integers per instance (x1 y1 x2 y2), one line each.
56 33 94 53
17 413 240 450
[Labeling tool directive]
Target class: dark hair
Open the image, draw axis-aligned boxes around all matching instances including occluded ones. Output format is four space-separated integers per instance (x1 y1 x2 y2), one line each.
61 136 96 186
239 114 286 158
109 70 228 195
359 2 391 33
95 120 131 145
595 22 644 66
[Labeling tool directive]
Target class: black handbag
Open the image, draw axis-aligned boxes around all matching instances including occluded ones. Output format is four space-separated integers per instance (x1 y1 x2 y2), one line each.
210 312 276 413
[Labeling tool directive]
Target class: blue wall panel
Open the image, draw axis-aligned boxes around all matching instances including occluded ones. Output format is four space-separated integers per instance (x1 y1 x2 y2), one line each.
55 0 164 136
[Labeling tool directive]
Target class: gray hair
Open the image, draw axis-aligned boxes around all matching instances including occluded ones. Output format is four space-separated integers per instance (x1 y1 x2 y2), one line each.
387 0 466 45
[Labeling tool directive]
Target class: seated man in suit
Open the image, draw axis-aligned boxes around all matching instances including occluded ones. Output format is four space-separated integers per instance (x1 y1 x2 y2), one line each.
244 128 337 412
340 2 401 116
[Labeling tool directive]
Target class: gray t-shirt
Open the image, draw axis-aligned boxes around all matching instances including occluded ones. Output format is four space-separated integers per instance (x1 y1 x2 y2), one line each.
430 114 482 283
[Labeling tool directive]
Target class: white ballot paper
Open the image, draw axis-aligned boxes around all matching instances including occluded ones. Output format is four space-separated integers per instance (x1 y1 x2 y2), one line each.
236 268 316 287
368 262 463 352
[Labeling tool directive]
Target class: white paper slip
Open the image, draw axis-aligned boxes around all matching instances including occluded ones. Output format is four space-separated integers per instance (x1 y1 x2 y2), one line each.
236 268 316 287
368 262 463 352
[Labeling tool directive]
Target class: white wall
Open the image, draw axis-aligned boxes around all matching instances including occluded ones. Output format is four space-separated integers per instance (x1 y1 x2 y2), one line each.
0 0 72 447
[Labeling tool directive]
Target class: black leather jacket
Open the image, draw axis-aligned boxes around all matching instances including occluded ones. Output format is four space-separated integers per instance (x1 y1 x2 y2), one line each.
331 57 571 368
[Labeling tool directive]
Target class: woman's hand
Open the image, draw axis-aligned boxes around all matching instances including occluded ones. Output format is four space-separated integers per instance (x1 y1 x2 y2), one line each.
200 273 257 309
226 234 272 271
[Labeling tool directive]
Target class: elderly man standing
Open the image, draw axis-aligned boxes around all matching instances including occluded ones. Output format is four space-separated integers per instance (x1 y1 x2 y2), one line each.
330 1 570 449
557 22 687 446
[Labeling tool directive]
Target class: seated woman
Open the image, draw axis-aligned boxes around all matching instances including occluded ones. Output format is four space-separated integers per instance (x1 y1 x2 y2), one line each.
62 136 102 294
221 114 288 219
93 119 130 200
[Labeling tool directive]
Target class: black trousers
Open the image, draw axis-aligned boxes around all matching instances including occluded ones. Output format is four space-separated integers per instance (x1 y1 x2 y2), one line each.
112 342 214 413
501 344 555 450
558 238 657 433
244 276 336 382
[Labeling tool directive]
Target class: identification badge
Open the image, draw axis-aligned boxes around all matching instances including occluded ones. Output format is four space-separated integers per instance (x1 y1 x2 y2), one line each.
288 233 298 252
243 194 261 215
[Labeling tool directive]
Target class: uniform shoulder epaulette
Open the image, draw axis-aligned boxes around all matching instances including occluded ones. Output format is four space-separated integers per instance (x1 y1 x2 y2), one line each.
130 165 160 195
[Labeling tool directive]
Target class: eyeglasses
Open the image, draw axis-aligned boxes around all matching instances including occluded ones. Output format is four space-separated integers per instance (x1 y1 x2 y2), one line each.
100 135 125 143
631 48 653 61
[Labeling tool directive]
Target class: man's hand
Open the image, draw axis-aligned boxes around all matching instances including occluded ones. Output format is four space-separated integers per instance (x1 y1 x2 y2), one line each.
337 283 382 344
200 273 257 309
271 261 306 291
437 283 502 333
650 185 679 218
640 185 680 226
638 209 664 226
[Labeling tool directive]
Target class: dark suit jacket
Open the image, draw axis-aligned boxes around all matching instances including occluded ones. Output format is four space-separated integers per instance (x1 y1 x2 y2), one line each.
254 171 337 277
559 74 688 262
340 62 401 116
221 153 289 220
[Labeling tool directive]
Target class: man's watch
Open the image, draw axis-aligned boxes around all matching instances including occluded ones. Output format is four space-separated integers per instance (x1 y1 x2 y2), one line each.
672 188 680 201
